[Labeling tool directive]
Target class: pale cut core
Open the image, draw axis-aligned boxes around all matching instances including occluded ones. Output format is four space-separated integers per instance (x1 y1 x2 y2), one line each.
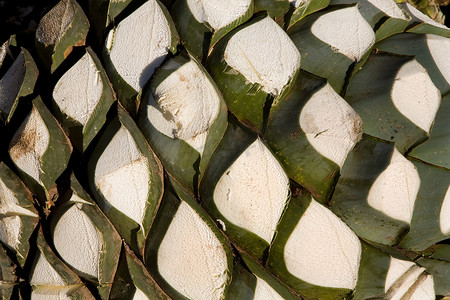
146 59 220 154
95 126 150 227
367 149 420 224
311 6 375 61
213 139 289 244
106 0 171 91
406 3 448 29
224 16 300 95
0 52 25 114
283 198 361 289
31 252 65 286
0 178 38 250
385 257 435 300
53 203 101 279
157 201 228 300
9 106 50 185
391 59 441 133
53 52 103 126
427 34 450 86
300 83 363 168
36 0 74 45
367 0 408 19
186 0 251 30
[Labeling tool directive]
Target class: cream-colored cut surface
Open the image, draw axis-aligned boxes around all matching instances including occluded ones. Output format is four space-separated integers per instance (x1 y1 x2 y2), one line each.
300 83 363 168
224 16 300 95
406 3 448 29
254 276 284 300
146 59 220 154
0 52 25 114
53 52 103 125
311 6 375 61
385 257 434 300
36 0 74 45
31 287 73 300
367 0 408 19
213 139 289 244
132 287 150 300
9 107 50 185
106 0 171 91
53 203 101 279
439 186 450 234
94 126 150 226
186 0 251 30
427 34 450 86
391 59 441 133
0 216 21 251
284 198 361 289
367 149 420 224
157 201 228 300
0 179 37 250
30 253 65 286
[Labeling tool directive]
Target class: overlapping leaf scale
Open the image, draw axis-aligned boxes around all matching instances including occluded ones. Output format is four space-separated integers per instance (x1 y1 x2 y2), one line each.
88 106 164 255
50 174 122 299
30 228 95 299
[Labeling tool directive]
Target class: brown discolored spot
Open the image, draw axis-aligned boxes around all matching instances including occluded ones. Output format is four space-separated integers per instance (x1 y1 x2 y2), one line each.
290 128 303 139
9 119 38 161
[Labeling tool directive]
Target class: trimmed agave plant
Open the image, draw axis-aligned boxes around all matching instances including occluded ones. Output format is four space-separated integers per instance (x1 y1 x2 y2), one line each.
0 0 449 299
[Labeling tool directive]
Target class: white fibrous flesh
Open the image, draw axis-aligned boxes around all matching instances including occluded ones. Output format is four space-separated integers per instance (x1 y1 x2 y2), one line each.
391 59 441 133
299 83 363 168
53 203 101 279
146 60 220 154
311 6 375 61
94 126 150 227
53 52 103 126
439 186 450 234
254 276 284 300
427 34 450 86
385 257 435 300
36 0 74 45
30 252 65 286
0 216 21 251
367 149 420 224
213 139 289 244
367 0 408 19
406 3 448 29
31 287 73 300
283 198 361 289
132 287 150 300
106 0 171 92
0 52 25 114
186 0 251 31
157 201 228 300
0 179 37 250
9 107 50 185
224 16 300 95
